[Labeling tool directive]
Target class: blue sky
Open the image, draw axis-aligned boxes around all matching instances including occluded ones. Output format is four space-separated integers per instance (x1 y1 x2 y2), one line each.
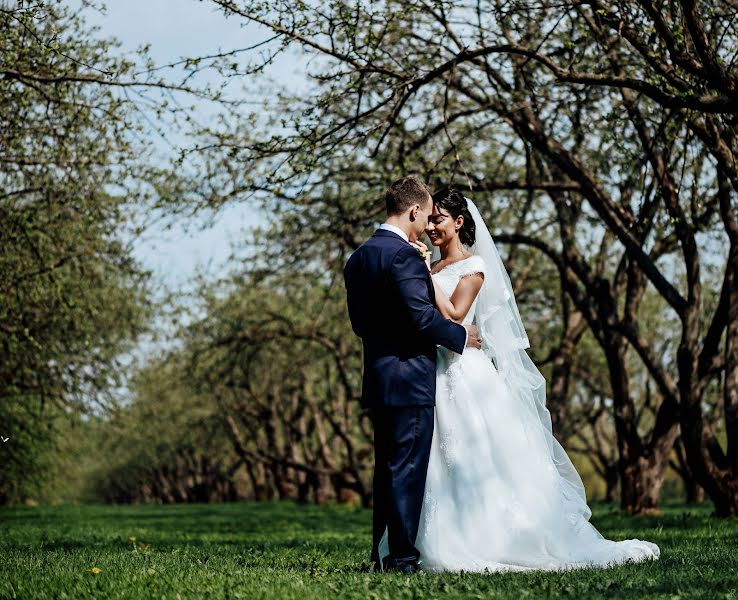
64 1 311 386
77 1 303 291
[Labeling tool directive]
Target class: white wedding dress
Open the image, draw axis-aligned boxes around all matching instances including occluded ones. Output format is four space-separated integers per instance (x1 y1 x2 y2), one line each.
413 254 660 572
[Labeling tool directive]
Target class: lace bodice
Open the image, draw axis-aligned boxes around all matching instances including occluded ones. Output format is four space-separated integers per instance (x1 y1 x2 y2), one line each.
431 255 486 326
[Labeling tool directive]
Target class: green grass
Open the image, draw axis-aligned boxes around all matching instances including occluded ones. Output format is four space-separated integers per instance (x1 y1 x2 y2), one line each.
0 501 736 599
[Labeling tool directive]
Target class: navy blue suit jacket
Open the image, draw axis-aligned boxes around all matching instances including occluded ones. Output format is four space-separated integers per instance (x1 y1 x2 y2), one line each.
343 228 467 408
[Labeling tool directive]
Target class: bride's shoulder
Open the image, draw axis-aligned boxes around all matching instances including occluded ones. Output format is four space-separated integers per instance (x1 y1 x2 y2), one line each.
459 254 487 277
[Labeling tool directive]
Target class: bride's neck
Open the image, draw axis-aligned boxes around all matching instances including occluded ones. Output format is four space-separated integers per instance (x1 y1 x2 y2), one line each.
439 240 468 261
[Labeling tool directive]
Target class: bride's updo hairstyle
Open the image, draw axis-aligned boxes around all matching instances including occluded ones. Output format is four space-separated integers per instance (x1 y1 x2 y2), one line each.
431 187 476 246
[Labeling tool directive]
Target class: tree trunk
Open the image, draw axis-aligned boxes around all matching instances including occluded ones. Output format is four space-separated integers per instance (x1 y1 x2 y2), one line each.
679 248 738 517
686 480 705 504
711 479 738 517
672 436 705 504
315 473 333 504
248 460 269 501
606 334 678 513
619 455 667 514
548 310 586 438
604 465 619 503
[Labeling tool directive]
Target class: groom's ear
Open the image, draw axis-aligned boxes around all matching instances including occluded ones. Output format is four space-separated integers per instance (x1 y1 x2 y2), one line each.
409 204 420 221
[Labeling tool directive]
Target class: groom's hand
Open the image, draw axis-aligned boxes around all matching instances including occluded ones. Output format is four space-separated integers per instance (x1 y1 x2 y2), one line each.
409 240 432 271
464 324 482 349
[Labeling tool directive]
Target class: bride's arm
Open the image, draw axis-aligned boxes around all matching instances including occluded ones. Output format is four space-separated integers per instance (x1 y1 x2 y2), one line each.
432 273 484 323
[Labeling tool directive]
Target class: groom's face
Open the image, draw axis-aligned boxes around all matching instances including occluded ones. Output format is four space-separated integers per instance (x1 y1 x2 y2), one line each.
410 194 433 241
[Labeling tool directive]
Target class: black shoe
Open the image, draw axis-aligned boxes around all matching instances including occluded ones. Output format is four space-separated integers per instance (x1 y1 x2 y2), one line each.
382 557 420 574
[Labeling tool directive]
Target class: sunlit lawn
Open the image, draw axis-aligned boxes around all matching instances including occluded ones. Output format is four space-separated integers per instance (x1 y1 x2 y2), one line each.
0 501 736 599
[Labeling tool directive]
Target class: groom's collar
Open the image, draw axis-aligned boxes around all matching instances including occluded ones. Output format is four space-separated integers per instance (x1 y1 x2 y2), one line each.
377 223 409 243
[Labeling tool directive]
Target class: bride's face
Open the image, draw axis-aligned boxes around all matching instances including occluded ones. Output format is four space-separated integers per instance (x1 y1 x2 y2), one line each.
426 205 463 247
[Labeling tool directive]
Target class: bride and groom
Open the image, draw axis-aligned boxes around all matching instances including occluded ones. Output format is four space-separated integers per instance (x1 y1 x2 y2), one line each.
343 176 660 574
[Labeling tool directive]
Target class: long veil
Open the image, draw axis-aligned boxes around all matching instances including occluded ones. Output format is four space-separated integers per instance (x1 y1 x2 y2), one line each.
377 197 598 569
432 197 591 513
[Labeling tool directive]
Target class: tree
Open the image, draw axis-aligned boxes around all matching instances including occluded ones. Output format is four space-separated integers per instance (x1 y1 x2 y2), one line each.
183 267 372 505
0 1 205 502
85 355 241 504
173 0 736 513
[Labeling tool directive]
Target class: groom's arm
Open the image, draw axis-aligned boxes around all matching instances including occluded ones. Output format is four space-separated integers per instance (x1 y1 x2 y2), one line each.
343 253 365 338
389 245 467 354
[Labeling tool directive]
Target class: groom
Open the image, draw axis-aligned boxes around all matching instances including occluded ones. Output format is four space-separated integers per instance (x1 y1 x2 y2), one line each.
343 176 481 574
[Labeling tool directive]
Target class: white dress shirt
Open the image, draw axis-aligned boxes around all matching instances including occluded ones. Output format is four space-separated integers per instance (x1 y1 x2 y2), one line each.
379 223 467 353
379 223 409 242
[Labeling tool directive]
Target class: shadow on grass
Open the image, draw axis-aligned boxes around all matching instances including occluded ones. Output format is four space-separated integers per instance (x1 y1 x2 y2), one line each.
0 501 372 566
1 500 733 569
1 501 368 532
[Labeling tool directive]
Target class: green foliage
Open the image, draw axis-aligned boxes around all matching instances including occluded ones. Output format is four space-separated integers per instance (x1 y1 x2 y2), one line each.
174 0 738 513
0 501 735 599
81 355 238 504
180 267 370 504
0 2 173 503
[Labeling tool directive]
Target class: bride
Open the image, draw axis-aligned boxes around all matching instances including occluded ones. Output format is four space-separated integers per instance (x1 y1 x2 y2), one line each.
382 188 660 572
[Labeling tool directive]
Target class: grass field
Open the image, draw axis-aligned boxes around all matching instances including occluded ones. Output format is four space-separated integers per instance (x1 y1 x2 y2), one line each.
0 501 736 599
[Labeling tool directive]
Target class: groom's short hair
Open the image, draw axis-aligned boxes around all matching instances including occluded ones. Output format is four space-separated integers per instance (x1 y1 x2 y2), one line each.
385 176 431 215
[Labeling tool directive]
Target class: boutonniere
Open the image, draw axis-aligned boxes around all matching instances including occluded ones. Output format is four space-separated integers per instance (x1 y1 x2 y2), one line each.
415 245 431 260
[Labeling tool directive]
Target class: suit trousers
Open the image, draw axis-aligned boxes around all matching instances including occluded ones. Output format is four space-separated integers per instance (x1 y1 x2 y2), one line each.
369 404 434 565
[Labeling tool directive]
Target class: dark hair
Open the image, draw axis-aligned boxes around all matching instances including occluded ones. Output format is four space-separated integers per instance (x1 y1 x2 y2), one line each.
385 176 432 216
432 187 476 246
